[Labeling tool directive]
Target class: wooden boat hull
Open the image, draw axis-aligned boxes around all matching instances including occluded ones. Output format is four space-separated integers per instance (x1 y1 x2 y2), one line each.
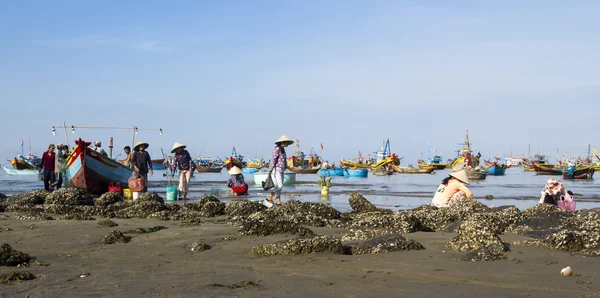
319 168 345 177
287 166 321 174
563 168 595 180
418 163 447 170
2 167 38 176
532 162 562 175
393 166 435 174
66 139 134 194
253 171 296 186
10 158 38 170
224 158 244 170
151 158 167 170
195 165 223 173
344 168 368 178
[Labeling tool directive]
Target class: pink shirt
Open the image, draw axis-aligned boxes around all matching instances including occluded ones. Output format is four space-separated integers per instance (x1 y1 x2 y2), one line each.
432 179 463 206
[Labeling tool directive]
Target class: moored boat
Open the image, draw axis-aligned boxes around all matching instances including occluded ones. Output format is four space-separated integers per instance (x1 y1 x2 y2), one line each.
344 168 368 178
2 166 39 176
287 166 321 174
66 139 134 194
194 157 223 173
392 165 435 174
242 168 259 174
531 162 562 175
319 168 345 177
486 162 507 176
563 166 595 180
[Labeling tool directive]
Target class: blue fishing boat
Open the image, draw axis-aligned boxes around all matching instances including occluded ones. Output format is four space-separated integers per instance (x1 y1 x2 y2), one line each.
2 166 39 176
253 170 296 186
344 168 368 178
67 139 134 194
242 168 259 174
487 162 506 176
319 168 345 177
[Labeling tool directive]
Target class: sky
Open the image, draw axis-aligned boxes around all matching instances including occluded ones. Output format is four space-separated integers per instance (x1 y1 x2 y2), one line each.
1 0 599 166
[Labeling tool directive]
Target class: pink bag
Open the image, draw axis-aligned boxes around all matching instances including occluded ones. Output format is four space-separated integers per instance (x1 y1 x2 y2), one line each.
128 174 145 192
557 196 576 212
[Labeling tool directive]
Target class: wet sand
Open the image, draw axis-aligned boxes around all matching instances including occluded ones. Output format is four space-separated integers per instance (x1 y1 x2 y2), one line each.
0 213 599 297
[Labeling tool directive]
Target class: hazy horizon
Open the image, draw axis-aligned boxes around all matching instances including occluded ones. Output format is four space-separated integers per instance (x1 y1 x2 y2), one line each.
2 1 599 167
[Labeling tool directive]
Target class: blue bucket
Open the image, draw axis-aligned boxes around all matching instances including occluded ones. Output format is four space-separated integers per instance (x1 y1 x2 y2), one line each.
166 183 178 201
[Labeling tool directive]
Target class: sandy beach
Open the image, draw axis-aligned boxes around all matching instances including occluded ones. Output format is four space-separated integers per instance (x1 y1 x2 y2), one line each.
1 195 600 298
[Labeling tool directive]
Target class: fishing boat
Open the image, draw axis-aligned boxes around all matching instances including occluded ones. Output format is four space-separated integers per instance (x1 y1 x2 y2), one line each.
319 168 345 177
392 165 435 174
194 157 223 173
242 168 259 174
462 167 487 180
246 157 268 169
486 162 507 176
372 166 394 176
344 168 369 178
531 162 562 175
66 139 134 194
224 146 246 170
563 165 595 180
253 170 296 186
151 158 168 170
7 141 41 170
448 131 481 169
417 151 448 170
286 140 322 174
2 166 39 176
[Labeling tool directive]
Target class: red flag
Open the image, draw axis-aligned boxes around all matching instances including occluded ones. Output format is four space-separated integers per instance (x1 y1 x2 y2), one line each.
320 143 323 150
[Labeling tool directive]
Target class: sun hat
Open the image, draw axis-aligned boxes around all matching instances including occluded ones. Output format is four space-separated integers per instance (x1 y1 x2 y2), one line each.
545 178 563 196
275 135 294 145
94 140 101 146
170 142 186 153
133 141 149 150
228 166 242 175
56 143 63 148
449 170 470 184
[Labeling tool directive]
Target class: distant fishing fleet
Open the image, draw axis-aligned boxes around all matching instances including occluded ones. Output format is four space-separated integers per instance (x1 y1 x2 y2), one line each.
2 130 598 195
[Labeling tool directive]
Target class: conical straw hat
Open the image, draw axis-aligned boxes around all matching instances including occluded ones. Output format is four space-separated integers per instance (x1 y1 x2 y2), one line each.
275 135 294 145
134 141 149 150
449 169 470 184
170 142 186 153
228 166 242 175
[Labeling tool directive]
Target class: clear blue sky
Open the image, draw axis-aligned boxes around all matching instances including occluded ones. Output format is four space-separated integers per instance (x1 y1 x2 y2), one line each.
1 0 599 165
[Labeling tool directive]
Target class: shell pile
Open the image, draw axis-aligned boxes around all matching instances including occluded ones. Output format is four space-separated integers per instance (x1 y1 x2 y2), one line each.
346 234 424 255
252 235 344 256
0 243 31 267
100 230 127 244
0 271 36 285
188 241 211 252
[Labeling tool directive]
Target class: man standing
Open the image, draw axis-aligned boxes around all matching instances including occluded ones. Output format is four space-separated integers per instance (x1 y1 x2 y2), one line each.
53 143 68 189
39 144 56 191
131 141 153 192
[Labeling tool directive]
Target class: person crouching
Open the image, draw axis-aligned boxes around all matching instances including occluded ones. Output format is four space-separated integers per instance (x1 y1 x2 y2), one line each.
431 170 474 207
227 166 248 196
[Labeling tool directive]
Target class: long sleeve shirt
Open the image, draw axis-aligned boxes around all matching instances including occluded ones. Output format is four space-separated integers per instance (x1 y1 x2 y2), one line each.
131 151 152 175
40 151 56 171
227 174 246 187
270 145 287 171
171 150 194 174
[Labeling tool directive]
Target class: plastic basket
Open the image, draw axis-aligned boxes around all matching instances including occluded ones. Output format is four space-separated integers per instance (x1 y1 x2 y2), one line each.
123 188 132 200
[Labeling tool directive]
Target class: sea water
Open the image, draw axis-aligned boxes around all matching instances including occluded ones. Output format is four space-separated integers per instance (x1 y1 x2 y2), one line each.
1 168 599 212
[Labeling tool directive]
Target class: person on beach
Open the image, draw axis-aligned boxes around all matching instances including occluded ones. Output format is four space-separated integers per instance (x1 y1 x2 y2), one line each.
227 166 248 196
53 143 68 189
92 141 107 156
39 144 56 191
169 142 194 200
131 141 153 192
539 178 573 206
266 135 294 205
431 170 474 207
120 146 132 168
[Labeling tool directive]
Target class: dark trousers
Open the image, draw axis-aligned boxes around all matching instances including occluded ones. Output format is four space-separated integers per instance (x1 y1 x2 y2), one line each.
55 173 63 189
43 170 54 191
141 173 148 192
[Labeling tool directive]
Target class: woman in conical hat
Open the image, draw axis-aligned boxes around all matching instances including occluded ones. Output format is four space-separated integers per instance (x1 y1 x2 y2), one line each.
131 141 152 192
169 142 194 200
227 166 248 196
431 170 474 207
266 135 294 205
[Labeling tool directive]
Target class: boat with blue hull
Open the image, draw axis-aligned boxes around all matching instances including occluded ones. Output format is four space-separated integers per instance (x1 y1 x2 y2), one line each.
344 168 368 178
253 171 296 186
319 168 345 177
242 168 259 174
487 163 507 176
67 139 134 194
2 167 39 176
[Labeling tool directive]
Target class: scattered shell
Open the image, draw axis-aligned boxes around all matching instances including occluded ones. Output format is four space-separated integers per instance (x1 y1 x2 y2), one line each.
348 192 379 213
0 271 36 285
100 230 128 244
188 241 211 252
94 192 124 207
97 220 119 227
560 266 572 276
0 243 31 267
224 200 266 218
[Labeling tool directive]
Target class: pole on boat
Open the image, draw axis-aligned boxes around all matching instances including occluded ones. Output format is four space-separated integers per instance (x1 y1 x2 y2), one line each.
109 137 114 159
131 125 136 151
62 121 69 147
